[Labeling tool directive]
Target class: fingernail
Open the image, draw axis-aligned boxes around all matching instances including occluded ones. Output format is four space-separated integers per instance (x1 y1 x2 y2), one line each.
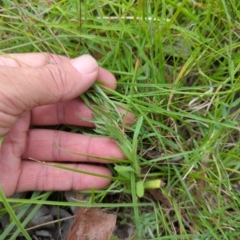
71 54 98 74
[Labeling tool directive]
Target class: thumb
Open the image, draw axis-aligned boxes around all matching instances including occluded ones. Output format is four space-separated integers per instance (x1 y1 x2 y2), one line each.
0 54 98 114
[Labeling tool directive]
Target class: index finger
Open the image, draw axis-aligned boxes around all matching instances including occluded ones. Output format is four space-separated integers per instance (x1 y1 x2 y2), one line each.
0 53 69 67
0 53 117 90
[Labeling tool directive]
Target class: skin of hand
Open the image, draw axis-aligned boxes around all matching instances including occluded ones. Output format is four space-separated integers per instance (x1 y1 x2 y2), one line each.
0 53 134 197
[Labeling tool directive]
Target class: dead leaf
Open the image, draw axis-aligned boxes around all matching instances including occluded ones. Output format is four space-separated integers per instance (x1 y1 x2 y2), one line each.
148 189 172 207
66 207 117 240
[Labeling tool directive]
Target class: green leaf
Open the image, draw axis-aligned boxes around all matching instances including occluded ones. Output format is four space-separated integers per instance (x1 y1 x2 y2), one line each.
144 179 166 189
0 188 31 240
136 180 144 198
114 165 135 179
132 116 144 176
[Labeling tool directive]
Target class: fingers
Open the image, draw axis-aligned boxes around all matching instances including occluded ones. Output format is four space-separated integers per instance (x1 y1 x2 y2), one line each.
0 54 117 136
0 53 117 90
31 99 136 127
0 53 69 67
31 99 95 127
0 54 118 113
22 129 125 162
98 67 117 90
15 162 112 194
0 55 98 111
0 53 117 89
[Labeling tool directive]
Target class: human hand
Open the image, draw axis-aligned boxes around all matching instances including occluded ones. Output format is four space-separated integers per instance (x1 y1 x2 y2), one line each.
0 53 131 197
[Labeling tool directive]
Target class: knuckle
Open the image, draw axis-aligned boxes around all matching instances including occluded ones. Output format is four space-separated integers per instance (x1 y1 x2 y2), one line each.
86 137 94 162
52 130 63 160
43 52 60 64
56 102 66 124
43 64 70 102
38 166 51 190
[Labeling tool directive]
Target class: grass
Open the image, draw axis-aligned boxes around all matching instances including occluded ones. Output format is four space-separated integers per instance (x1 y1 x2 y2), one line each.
0 0 240 239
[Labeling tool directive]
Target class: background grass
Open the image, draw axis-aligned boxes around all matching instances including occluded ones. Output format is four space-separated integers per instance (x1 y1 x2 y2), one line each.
0 0 240 239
